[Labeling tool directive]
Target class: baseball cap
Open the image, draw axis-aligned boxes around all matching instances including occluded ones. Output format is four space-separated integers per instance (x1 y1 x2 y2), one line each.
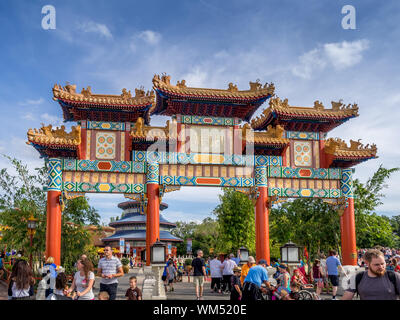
258 259 268 265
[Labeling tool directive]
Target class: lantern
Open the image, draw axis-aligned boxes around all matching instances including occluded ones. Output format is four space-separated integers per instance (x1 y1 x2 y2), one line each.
27 215 38 235
150 239 166 264
239 246 249 263
280 241 301 264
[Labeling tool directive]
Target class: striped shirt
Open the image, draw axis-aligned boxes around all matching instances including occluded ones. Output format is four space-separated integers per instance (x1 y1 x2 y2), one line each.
98 256 122 285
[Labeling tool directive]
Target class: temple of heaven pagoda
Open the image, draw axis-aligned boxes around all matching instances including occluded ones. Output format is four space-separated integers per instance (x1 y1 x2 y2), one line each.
102 200 182 260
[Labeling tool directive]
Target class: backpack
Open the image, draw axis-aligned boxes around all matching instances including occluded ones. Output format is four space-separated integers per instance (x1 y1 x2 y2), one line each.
355 270 398 296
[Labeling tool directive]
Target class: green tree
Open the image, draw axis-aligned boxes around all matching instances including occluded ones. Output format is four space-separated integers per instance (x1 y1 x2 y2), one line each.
0 156 100 271
171 220 198 255
213 189 255 254
270 199 341 260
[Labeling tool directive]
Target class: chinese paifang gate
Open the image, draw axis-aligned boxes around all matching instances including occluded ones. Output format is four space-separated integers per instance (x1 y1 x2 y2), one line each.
26 75 377 266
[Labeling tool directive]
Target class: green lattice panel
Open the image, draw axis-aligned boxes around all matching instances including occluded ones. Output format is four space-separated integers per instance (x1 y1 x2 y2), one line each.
286 131 320 140
62 182 145 193
269 188 342 198
47 158 62 191
267 166 341 180
86 121 125 131
159 176 254 187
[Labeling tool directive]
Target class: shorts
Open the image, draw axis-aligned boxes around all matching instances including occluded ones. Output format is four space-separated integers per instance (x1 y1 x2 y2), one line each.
194 276 204 287
313 278 324 288
328 275 339 287
162 275 167 281
168 279 174 284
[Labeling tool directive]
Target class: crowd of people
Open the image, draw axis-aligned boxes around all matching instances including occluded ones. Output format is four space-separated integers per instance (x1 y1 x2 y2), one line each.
182 247 400 301
2 245 400 300
1 245 142 300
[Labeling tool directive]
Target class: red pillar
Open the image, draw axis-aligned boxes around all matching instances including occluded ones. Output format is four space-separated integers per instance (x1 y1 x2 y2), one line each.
255 186 270 264
146 162 160 266
341 198 357 265
46 190 62 266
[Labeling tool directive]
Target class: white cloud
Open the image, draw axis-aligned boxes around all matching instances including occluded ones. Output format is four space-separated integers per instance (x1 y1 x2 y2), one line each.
19 98 44 106
129 30 162 52
40 113 64 126
292 39 370 79
76 21 113 39
21 113 36 121
137 30 161 45
324 40 370 70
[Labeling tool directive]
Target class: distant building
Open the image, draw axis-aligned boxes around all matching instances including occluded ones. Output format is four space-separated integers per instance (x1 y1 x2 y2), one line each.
102 200 182 261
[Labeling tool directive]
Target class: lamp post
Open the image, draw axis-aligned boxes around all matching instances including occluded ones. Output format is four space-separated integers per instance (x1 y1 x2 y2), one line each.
239 246 249 265
150 239 167 265
280 241 301 264
150 239 167 299
27 215 38 268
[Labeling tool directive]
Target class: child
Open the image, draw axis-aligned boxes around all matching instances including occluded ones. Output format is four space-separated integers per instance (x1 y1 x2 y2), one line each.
230 266 242 301
125 276 142 300
54 272 73 299
166 261 175 292
98 291 110 300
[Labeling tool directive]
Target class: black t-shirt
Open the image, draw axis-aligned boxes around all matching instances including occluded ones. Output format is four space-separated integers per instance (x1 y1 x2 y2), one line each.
230 275 242 300
191 257 205 276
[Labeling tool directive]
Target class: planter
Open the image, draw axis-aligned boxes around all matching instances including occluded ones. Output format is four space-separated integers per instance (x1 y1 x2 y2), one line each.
122 265 130 274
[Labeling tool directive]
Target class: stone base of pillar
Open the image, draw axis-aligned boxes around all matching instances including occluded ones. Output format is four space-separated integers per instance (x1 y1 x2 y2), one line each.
151 264 167 300
338 265 364 296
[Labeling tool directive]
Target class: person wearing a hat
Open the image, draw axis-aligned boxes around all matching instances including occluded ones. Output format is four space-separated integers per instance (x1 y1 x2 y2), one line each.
240 256 256 286
242 259 270 301
230 266 243 301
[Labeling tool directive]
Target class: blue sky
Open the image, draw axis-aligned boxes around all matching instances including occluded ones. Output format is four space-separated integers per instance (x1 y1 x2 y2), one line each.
0 0 399 225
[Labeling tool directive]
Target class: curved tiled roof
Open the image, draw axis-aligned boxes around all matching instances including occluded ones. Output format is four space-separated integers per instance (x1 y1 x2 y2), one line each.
118 200 168 211
109 212 176 228
102 229 182 242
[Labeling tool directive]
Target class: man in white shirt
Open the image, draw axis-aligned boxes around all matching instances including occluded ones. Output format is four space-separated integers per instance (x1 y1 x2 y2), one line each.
209 255 223 293
220 253 237 293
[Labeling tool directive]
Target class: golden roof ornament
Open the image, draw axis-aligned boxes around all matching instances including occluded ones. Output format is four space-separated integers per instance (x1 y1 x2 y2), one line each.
27 124 81 145
325 137 377 156
227 83 238 92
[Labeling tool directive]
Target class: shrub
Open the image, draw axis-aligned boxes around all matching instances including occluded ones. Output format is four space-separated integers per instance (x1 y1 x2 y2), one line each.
121 258 130 266
184 258 192 266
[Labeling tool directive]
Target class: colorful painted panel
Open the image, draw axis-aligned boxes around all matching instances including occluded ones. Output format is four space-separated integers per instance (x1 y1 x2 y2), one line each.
47 158 62 191
132 151 281 167
293 141 312 167
87 121 125 131
286 131 319 140
96 132 116 160
255 165 268 187
340 168 354 198
62 159 145 173
180 115 240 126
62 182 145 193
159 176 254 187
146 162 159 184
267 167 341 180
269 187 342 198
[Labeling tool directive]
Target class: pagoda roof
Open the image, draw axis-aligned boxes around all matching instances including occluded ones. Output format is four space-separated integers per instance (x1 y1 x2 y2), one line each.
118 200 168 211
26 124 81 158
152 74 275 121
251 98 359 132
109 212 175 227
325 138 378 168
52 84 155 124
102 230 182 242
